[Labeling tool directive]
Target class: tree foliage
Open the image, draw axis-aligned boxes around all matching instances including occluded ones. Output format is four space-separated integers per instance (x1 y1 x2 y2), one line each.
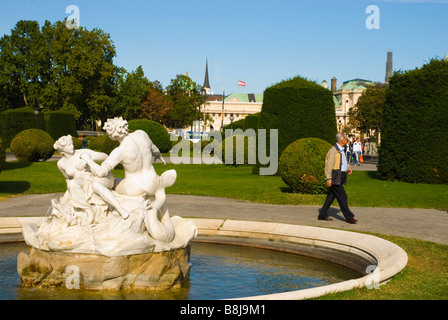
348 83 386 140
113 66 151 120
140 83 174 124
0 20 211 130
0 20 120 125
165 74 204 128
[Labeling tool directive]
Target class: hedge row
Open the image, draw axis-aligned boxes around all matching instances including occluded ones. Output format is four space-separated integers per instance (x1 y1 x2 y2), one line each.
0 138 5 173
0 108 77 147
45 111 77 141
0 107 45 147
377 58 448 184
243 113 260 131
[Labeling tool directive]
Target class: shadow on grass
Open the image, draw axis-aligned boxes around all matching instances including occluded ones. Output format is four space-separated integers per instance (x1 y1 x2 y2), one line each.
4 162 32 170
0 181 31 194
279 186 293 193
366 170 380 180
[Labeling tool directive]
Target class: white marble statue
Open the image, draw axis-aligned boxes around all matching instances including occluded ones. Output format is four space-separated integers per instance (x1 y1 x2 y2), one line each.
22 118 197 257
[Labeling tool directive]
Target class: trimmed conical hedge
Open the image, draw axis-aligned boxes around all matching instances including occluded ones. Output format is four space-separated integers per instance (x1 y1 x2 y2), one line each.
255 76 337 174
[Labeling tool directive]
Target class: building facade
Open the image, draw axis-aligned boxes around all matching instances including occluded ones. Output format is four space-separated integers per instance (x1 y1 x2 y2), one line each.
203 93 263 132
330 78 375 133
199 50 393 133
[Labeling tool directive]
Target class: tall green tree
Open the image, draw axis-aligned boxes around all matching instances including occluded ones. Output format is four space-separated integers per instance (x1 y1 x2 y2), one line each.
0 20 47 111
113 65 151 120
347 83 386 140
165 74 204 128
0 20 120 125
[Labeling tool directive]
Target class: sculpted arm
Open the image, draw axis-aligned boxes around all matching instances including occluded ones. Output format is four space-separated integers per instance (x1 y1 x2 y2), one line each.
151 143 166 165
81 147 123 177
82 149 108 162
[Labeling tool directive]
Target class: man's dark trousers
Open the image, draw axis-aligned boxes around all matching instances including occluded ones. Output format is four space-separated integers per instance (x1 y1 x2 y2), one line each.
319 172 355 220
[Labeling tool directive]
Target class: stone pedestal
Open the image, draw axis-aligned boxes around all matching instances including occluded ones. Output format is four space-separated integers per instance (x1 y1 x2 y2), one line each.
17 246 191 291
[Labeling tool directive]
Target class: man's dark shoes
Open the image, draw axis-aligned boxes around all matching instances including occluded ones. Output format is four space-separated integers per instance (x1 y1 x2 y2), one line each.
318 216 333 221
346 217 358 224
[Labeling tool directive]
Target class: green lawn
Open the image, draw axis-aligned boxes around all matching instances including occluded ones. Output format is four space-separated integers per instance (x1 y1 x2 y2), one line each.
317 233 448 300
1 161 447 210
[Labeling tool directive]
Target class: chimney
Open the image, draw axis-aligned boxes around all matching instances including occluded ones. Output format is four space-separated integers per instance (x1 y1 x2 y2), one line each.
331 77 337 92
385 50 393 84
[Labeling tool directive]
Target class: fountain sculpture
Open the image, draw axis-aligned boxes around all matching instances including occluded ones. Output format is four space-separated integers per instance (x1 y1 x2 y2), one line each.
17 117 197 290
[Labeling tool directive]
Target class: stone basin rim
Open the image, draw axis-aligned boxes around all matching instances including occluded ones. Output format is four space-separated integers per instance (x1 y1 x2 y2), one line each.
0 216 408 300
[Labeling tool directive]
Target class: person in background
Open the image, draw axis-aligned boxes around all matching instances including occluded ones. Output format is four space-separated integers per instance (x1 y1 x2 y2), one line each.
353 137 363 166
346 140 353 164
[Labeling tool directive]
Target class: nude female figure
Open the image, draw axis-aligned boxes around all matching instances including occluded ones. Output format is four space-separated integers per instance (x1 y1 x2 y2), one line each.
54 135 129 224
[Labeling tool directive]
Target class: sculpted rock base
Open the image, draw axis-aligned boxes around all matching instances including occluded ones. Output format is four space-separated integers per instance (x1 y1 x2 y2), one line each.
17 245 191 291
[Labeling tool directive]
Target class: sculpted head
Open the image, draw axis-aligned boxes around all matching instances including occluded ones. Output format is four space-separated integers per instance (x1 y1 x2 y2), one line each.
54 135 74 155
103 117 129 141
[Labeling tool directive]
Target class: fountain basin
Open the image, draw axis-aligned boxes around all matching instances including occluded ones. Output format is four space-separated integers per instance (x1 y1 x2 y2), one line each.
191 218 408 300
0 217 408 300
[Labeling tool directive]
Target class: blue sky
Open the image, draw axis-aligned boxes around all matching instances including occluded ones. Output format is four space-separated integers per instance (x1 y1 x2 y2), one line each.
0 0 447 94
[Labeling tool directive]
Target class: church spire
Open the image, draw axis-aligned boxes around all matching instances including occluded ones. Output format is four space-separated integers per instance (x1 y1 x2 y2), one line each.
203 58 211 95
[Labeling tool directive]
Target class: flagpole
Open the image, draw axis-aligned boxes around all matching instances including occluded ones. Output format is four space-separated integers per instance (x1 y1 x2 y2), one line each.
221 88 225 132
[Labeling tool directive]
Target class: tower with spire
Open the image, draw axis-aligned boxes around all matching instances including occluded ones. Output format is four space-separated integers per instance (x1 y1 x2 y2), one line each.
203 59 211 95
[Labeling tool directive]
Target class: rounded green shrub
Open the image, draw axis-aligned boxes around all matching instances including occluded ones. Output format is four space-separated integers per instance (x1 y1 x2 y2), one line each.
279 137 332 194
128 119 171 153
100 134 120 155
10 129 55 162
0 138 6 173
72 137 83 150
86 134 107 151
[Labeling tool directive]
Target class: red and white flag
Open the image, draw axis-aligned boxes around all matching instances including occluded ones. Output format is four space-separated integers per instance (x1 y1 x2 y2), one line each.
238 80 246 87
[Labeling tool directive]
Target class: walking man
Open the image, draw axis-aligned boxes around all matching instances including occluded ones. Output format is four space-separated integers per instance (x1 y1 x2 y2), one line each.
318 133 358 224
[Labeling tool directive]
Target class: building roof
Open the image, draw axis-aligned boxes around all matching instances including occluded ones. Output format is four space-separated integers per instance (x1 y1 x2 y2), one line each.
333 95 340 107
205 94 224 102
224 93 263 103
337 78 375 91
